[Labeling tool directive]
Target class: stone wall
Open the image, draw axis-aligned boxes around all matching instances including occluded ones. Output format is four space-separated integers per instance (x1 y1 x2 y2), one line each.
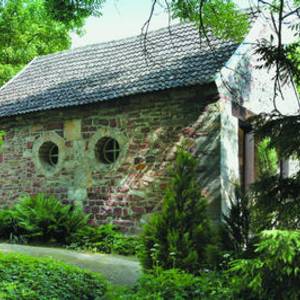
0 84 220 232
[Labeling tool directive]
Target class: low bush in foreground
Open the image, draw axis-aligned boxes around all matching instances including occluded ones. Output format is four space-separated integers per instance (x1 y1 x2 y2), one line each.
0 252 107 300
109 268 230 300
229 230 300 300
0 194 88 244
0 194 140 256
113 230 300 300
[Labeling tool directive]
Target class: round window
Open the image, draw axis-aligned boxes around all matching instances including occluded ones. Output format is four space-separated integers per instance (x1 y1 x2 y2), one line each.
95 137 120 164
39 141 59 167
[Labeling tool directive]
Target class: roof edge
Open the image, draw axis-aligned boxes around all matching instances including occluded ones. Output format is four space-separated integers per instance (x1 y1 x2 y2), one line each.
0 57 38 93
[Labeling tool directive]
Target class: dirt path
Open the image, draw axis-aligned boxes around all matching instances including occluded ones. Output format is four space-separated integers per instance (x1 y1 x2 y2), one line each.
0 243 141 286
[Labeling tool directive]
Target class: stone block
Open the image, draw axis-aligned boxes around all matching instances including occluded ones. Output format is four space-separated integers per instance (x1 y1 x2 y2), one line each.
64 119 82 141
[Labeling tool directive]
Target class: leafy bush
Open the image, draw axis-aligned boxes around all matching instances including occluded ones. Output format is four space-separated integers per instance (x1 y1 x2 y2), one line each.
112 234 141 256
229 230 300 300
69 224 116 253
141 149 221 274
0 194 140 256
69 224 141 256
0 194 89 244
110 268 231 300
129 269 203 299
250 174 300 231
0 251 107 300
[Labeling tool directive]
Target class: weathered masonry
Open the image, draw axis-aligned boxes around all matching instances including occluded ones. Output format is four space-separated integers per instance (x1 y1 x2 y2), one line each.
0 85 221 231
0 20 298 232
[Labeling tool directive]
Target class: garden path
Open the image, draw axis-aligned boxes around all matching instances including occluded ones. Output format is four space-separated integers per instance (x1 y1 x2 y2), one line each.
0 243 141 286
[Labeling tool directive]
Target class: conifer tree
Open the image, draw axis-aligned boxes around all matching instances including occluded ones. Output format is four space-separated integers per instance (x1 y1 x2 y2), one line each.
141 149 218 274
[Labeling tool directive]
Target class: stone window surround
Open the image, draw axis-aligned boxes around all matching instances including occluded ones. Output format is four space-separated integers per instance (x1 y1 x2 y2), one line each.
32 127 128 177
32 132 66 177
88 127 128 172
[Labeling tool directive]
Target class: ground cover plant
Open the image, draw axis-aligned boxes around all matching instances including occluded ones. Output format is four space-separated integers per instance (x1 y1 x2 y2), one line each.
0 251 107 300
68 223 141 256
0 194 140 256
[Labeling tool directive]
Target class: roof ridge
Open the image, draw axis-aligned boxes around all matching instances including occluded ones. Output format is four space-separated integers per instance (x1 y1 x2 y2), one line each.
35 21 184 61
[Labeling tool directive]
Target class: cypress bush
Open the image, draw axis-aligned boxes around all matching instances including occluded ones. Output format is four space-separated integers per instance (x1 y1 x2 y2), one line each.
141 149 220 274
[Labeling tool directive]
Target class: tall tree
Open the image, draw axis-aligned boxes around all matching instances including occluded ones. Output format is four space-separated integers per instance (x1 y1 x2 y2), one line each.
0 0 104 86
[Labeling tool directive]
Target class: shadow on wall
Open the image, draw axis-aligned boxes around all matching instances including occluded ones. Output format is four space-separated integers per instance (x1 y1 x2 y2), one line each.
193 110 222 221
224 53 252 107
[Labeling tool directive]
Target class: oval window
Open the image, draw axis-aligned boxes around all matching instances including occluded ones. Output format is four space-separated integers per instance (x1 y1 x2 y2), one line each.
95 137 120 164
39 141 59 167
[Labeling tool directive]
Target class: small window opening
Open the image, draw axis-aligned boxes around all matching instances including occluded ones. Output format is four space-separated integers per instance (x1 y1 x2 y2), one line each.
95 137 120 164
39 141 59 167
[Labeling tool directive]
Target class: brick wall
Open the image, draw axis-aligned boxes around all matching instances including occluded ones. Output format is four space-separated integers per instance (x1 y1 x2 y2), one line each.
0 84 221 232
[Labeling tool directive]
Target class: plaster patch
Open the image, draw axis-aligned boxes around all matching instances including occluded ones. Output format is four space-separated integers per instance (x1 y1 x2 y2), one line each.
64 119 81 141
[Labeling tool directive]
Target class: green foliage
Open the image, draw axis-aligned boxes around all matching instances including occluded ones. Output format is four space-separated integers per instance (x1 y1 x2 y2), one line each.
0 281 37 300
70 224 116 253
222 188 252 258
250 115 300 232
0 251 107 300
0 0 103 86
287 43 300 92
141 149 221 274
250 173 300 231
131 269 203 299
257 137 278 177
0 194 89 244
252 113 300 160
112 231 300 299
112 234 141 256
110 269 230 300
229 230 300 300
45 0 104 26
171 0 249 42
0 131 4 148
0 194 139 256
69 224 141 256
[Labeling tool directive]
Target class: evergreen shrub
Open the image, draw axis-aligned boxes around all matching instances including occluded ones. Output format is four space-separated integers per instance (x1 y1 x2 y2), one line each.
141 149 221 274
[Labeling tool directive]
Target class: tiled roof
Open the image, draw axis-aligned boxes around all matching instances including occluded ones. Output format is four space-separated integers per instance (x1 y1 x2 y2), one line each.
0 22 238 117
